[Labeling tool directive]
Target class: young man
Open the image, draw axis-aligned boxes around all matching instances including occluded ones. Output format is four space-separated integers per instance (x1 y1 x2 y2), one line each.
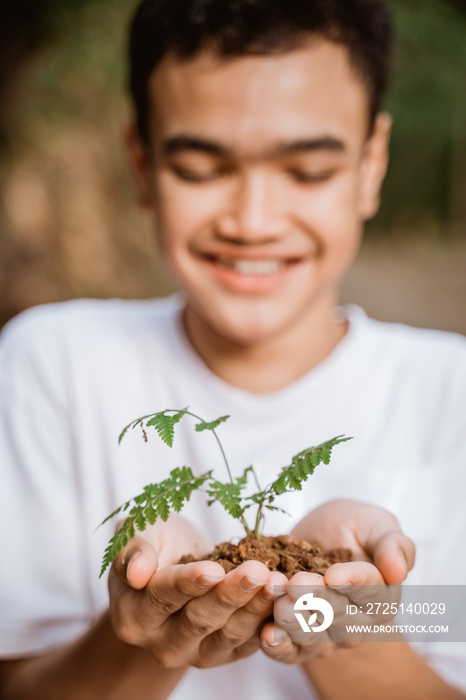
1 0 466 698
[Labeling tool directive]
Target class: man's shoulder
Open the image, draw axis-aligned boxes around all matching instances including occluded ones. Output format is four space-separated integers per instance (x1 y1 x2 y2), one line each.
1 295 183 346
349 309 466 405
351 306 466 361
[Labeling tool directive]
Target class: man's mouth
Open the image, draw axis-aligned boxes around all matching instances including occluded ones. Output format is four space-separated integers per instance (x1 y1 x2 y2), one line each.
198 251 305 293
203 252 304 275
215 257 287 276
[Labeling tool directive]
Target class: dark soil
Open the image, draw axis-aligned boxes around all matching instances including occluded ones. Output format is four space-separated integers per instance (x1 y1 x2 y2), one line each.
179 535 352 579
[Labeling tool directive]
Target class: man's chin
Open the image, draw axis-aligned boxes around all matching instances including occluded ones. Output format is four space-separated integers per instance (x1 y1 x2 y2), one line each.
184 297 298 349
213 313 291 348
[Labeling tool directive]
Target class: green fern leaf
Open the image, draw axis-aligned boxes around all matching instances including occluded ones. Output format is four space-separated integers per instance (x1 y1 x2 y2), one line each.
158 497 169 520
144 504 157 525
322 448 332 465
271 435 352 495
99 504 123 526
195 415 230 432
273 474 287 494
288 473 303 490
169 489 184 512
118 420 139 444
207 480 244 518
236 465 254 486
265 504 290 515
99 466 212 577
249 492 266 504
146 412 177 447
134 510 146 531
172 408 188 424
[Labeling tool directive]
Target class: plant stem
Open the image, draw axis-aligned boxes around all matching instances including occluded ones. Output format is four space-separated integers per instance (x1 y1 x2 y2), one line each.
250 465 262 492
184 410 235 484
170 410 254 538
250 466 264 539
253 501 264 540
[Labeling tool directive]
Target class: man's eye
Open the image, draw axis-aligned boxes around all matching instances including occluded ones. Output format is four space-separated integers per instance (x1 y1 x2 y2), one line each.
288 169 335 183
171 165 228 182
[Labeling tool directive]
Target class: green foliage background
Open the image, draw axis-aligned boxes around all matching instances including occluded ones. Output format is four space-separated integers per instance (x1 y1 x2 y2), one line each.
380 0 466 232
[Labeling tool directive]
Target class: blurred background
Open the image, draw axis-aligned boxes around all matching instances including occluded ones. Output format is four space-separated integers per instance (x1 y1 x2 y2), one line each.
0 0 464 332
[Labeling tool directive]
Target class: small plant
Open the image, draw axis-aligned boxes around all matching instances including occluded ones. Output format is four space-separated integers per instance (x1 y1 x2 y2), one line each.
100 408 351 577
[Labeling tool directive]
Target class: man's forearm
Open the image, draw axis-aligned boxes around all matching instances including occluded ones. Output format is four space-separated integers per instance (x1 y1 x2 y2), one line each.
302 637 465 700
0 610 186 700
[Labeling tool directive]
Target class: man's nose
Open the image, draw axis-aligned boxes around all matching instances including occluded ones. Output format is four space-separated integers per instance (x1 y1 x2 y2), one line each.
215 170 285 243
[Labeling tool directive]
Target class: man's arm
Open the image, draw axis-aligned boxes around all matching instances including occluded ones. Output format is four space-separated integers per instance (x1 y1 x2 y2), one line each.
0 611 185 700
303 638 466 700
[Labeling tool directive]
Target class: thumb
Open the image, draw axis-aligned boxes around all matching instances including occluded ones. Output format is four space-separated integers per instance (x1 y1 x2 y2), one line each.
113 535 159 590
353 504 416 584
371 532 416 585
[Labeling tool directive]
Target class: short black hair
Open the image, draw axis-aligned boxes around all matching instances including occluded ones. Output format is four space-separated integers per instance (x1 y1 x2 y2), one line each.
129 0 393 142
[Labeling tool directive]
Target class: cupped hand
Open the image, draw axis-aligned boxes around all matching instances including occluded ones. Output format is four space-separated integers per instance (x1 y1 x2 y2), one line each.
287 499 415 585
108 514 286 668
260 499 415 663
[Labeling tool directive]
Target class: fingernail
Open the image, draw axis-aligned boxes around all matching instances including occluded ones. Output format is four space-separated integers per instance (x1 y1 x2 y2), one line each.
330 583 352 592
260 584 275 603
239 576 267 593
264 629 289 646
196 574 224 589
126 551 142 581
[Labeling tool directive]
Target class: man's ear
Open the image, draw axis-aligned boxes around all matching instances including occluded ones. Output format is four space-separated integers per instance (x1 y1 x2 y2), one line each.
358 112 392 220
123 122 154 209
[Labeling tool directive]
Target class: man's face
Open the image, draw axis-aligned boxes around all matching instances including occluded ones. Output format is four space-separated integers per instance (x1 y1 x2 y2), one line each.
130 41 389 346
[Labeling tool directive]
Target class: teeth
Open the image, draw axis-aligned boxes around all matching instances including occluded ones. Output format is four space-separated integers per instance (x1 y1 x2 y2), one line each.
217 258 284 276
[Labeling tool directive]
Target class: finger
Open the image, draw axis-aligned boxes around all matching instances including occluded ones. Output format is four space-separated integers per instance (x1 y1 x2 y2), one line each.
233 569 288 613
108 560 225 653
283 572 325 602
270 573 340 648
261 621 335 664
260 621 298 662
202 571 288 656
172 561 270 660
324 561 401 616
147 560 226 613
358 509 416 584
265 570 289 599
112 561 226 645
371 532 416 584
113 535 159 590
176 561 271 647
197 560 272 613
324 561 385 589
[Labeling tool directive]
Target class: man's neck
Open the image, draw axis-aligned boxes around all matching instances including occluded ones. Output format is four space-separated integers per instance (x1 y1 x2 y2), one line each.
183 295 348 394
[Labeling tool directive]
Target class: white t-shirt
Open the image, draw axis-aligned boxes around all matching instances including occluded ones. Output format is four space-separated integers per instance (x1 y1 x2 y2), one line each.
1 295 466 697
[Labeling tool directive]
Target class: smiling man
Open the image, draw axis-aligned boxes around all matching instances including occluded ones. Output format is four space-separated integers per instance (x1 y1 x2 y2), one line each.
1 1 466 699
126 38 391 391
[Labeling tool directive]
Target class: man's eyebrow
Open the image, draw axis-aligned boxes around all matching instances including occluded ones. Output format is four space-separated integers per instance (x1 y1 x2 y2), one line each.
272 137 346 156
160 134 346 158
161 136 230 158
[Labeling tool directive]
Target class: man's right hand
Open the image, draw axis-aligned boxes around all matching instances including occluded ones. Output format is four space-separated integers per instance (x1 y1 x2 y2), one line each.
108 515 287 669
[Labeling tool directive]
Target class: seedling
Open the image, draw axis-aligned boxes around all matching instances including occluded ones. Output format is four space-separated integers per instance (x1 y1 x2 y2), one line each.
100 408 351 577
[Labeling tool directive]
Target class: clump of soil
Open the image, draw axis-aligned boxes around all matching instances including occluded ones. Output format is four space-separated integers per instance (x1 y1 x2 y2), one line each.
180 535 352 579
